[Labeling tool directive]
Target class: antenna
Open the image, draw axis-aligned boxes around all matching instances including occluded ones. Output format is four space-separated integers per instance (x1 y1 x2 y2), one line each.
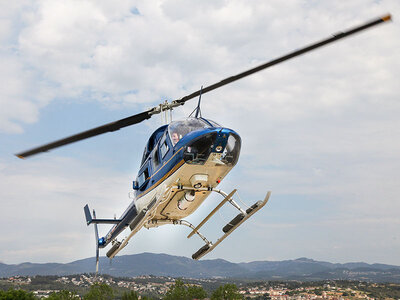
189 86 203 118
195 86 203 118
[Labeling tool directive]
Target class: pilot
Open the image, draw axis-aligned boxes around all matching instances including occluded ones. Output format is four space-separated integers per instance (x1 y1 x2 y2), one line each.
171 132 180 144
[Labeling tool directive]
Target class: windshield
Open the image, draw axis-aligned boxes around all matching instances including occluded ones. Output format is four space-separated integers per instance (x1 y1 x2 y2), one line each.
168 118 210 146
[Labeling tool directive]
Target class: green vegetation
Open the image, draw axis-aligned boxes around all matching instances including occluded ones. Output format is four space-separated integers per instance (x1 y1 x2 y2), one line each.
164 279 207 300
211 283 242 300
83 283 114 300
0 289 36 299
121 290 139 300
2 275 400 299
47 290 80 300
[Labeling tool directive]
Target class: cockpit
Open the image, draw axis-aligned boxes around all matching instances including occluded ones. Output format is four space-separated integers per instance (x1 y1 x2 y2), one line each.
137 117 241 191
168 118 220 146
140 118 220 166
167 118 241 167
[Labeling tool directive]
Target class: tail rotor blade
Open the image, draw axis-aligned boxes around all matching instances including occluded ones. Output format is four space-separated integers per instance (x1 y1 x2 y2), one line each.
93 210 100 274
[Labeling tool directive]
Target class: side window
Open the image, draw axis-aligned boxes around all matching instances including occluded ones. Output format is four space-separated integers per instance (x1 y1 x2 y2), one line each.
160 136 169 159
141 146 147 166
137 167 150 187
153 147 160 169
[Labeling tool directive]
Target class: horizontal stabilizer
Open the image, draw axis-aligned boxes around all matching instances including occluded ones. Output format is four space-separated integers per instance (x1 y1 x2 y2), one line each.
84 204 122 225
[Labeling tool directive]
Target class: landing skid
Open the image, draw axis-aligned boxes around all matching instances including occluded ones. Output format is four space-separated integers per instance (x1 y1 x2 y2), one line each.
146 189 271 260
192 192 271 260
192 191 271 260
104 187 271 261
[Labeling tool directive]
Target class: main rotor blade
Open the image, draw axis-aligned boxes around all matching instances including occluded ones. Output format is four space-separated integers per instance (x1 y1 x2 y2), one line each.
16 110 152 159
16 14 391 159
173 14 391 106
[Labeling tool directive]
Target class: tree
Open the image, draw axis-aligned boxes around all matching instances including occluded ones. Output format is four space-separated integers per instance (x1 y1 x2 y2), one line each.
187 285 208 299
47 290 80 300
164 280 188 300
263 294 271 300
83 283 114 300
211 284 243 300
164 279 207 300
121 290 139 300
314 290 322 296
0 288 37 299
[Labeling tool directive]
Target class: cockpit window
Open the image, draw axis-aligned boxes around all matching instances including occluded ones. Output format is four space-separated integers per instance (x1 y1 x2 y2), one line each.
140 125 167 166
220 133 241 166
160 134 169 158
168 118 211 146
137 166 150 188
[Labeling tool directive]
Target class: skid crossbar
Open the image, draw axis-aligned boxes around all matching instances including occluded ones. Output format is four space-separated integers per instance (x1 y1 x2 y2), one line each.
147 219 211 245
187 189 237 238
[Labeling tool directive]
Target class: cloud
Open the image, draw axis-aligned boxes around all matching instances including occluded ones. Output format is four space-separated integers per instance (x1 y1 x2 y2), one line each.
2 1 399 129
0 156 132 263
1 0 399 265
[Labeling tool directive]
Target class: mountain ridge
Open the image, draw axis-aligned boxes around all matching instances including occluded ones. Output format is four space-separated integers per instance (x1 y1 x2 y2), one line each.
1 252 399 282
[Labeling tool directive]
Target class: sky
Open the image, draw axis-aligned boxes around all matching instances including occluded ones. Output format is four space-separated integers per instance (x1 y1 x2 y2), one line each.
0 1 399 267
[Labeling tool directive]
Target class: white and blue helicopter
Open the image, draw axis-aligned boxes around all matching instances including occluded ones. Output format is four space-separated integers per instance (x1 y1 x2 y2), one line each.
16 15 391 271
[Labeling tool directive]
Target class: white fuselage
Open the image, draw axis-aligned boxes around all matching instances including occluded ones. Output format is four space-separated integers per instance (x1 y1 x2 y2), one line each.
134 152 234 224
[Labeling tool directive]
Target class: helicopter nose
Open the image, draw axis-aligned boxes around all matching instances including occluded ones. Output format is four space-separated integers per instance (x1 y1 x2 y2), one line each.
183 129 241 166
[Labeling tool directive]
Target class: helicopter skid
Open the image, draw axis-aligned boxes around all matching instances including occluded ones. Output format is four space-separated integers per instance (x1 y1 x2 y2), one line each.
121 189 271 261
192 191 271 260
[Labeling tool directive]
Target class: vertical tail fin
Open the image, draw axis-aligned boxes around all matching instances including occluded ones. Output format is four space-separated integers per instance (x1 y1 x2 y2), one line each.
84 204 93 225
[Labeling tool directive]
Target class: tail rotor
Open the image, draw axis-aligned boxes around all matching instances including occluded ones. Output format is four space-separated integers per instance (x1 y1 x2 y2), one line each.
92 209 100 275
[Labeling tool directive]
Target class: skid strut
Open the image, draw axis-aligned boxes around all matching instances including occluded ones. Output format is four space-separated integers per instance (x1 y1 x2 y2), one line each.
191 190 271 260
146 219 211 245
101 188 271 261
171 186 271 260
187 189 237 239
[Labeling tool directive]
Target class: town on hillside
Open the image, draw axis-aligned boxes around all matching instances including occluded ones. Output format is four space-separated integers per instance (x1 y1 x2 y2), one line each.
1 274 400 299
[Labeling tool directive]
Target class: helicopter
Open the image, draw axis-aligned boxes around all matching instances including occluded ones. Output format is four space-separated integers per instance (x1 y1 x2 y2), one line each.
16 14 391 272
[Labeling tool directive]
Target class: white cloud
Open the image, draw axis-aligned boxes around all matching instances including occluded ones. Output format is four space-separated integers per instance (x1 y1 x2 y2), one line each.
1 0 399 265
0 156 132 263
